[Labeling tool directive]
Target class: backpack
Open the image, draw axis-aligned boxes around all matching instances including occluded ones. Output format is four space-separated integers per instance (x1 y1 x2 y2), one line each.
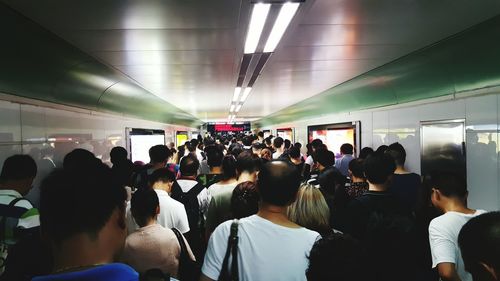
171 182 205 231
131 164 153 190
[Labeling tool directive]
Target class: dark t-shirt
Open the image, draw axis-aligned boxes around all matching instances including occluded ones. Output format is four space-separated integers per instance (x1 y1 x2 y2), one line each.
389 173 421 213
32 263 139 281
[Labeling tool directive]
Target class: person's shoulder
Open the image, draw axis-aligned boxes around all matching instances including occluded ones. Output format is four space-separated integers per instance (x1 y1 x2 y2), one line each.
33 263 139 281
429 213 453 230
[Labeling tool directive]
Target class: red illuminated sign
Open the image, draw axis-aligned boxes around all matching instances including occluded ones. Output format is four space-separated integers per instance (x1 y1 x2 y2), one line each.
214 124 245 132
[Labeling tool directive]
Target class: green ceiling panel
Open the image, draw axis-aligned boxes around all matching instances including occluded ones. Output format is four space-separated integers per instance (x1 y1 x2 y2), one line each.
0 3 201 127
255 15 500 128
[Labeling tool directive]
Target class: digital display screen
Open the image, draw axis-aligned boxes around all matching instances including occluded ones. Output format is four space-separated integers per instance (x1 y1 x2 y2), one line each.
308 122 360 158
176 132 189 147
207 123 251 133
277 128 293 142
127 128 165 163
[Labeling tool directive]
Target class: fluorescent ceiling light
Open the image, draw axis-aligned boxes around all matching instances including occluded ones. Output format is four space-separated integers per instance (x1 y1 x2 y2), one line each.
230 104 235 112
240 87 252 102
235 104 242 112
263 2 300 53
244 3 271 54
232 87 242 102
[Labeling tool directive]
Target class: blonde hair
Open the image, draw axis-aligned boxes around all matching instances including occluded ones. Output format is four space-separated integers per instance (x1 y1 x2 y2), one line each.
287 184 331 234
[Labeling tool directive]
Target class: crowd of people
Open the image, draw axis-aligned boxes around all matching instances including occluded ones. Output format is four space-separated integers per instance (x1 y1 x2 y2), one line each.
0 132 498 281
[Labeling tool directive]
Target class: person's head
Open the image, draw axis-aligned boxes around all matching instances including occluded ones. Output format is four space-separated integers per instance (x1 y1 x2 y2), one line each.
257 161 300 207
307 233 368 281
429 171 468 211
242 136 253 147
0 155 37 195
273 137 284 150
348 158 365 181
294 142 302 150
375 144 389 154
148 168 176 193
179 154 199 177
313 148 335 170
149 145 172 164
318 166 347 197
287 184 330 235
206 145 224 168
359 147 374 159
340 143 354 155
190 139 199 149
221 155 237 180
40 163 127 261
264 137 272 147
131 188 160 227
386 142 406 167
363 152 395 186
63 149 100 171
459 212 500 281
252 143 264 156
284 139 292 150
260 148 273 162
257 131 264 139
289 146 302 160
110 146 128 165
231 181 260 219
311 139 323 152
236 151 261 180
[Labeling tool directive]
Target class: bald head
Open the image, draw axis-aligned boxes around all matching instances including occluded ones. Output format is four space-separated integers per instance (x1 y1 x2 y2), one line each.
257 160 301 206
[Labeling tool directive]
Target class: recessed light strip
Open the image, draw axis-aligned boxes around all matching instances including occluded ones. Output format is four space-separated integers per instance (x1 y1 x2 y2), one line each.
240 87 252 103
263 2 300 53
232 87 242 102
244 3 271 54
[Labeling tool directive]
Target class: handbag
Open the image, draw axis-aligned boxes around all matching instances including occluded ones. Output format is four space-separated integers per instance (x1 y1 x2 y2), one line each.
171 228 201 281
218 219 239 281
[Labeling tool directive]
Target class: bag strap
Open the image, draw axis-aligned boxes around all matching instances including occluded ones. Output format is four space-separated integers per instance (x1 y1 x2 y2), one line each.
219 219 239 281
171 228 188 259
0 197 26 243
187 183 205 196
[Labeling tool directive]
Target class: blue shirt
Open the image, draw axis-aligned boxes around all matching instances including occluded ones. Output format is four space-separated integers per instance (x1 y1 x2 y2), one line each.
334 154 354 177
32 263 138 281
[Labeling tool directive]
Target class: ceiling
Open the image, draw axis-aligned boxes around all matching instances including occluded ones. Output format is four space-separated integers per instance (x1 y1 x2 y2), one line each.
2 0 500 123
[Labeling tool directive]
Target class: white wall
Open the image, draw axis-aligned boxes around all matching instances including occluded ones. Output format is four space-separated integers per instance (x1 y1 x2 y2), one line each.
263 93 500 211
0 97 196 205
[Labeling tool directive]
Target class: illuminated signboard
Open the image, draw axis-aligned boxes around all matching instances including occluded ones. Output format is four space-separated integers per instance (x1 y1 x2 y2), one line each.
207 122 251 133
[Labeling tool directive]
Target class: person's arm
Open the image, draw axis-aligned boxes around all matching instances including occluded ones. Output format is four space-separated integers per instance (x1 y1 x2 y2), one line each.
199 273 216 281
436 262 462 281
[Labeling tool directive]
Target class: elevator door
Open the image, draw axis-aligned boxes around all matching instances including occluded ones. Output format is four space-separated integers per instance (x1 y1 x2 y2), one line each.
420 120 466 177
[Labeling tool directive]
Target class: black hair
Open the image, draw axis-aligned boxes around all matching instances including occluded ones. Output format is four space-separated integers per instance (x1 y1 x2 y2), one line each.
63 149 101 172
190 139 199 148
0 154 37 181
231 181 260 219
348 158 365 179
363 152 396 185
307 233 368 281
340 143 354 155
180 154 199 177
284 139 291 149
459 212 500 279
273 137 284 149
359 147 374 159
148 168 176 186
429 171 467 198
206 145 224 168
375 145 389 154
221 155 237 180
386 142 406 167
40 163 126 243
318 167 347 197
294 142 302 149
289 146 301 159
257 131 264 138
257 161 300 206
131 188 159 227
149 145 172 163
236 151 261 174
242 136 253 147
110 146 128 163
313 148 335 167
311 139 323 150
264 137 272 146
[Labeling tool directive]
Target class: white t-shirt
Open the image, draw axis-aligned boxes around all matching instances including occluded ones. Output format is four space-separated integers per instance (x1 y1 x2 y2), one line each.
202 215 320 281
305 155 314 166
429 210 487 281
273 151 282 159
127 189 190 234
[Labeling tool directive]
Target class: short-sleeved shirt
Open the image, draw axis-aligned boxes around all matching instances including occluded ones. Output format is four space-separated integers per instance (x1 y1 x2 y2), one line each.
389 173 421 213
32 263 138 281
202 215 320 281
429 210 487 281
334 154 354 177
122 224 194 277
127 189 190 234
205 183 238 233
